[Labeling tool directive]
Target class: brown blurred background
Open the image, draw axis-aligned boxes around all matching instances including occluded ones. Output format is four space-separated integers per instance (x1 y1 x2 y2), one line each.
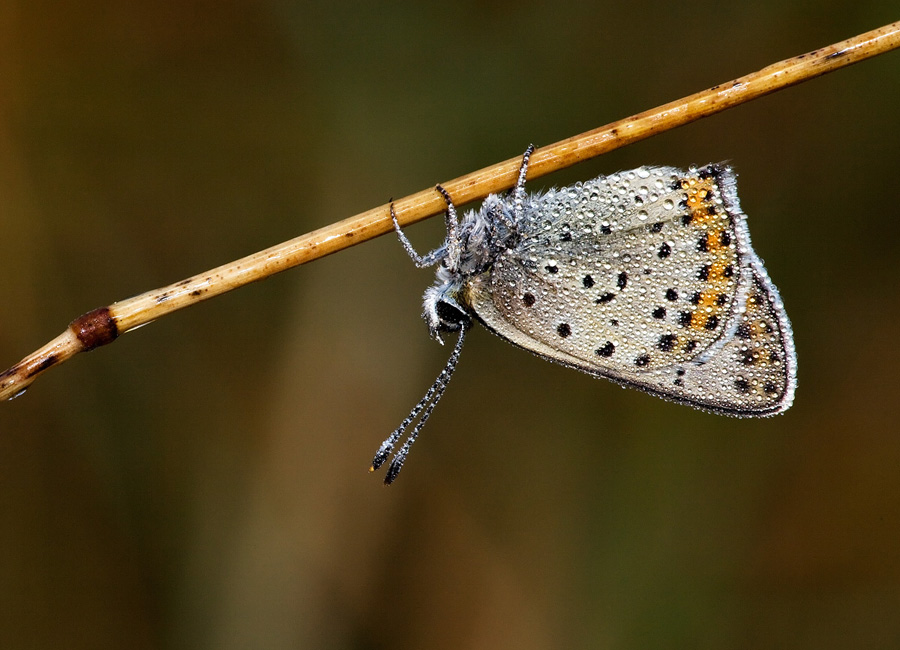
1 1 899 648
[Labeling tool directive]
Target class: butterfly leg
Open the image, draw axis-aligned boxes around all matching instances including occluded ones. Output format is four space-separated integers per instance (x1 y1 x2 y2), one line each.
512 144 535 223
433 184 464 272
492 144 535 238
390 202 447 268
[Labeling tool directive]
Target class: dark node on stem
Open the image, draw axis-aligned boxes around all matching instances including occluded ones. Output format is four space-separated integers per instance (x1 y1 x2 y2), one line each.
70 307 119 351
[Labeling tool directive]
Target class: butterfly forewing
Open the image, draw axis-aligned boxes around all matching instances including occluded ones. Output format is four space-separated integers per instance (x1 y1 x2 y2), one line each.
463 166 795 415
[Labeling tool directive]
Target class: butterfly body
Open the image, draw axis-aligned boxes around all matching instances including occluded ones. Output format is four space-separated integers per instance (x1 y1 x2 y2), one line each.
373 147 796 483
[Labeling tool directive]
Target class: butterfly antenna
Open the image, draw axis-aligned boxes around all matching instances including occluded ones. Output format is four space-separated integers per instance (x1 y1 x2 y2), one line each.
372 323 468 484
369 322 462 472
370 326 463 471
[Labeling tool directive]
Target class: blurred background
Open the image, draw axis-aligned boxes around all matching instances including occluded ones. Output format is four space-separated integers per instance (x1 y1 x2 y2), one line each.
1 1 899 648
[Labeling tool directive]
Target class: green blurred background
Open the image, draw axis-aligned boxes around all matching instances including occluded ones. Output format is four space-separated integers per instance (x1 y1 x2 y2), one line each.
1 1 899 648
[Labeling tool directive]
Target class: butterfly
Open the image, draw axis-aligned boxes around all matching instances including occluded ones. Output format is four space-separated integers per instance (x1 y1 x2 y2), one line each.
372 145 796 484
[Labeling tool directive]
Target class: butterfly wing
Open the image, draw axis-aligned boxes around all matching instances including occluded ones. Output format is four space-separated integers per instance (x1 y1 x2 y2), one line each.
462 165 796 415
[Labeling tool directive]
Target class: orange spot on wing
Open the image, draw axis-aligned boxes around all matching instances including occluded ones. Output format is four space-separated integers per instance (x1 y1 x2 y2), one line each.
689 291 721 329
706 229 725 251
685 179 719 225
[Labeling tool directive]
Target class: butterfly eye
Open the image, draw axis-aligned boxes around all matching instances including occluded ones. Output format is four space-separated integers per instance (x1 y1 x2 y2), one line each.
435 300 469 331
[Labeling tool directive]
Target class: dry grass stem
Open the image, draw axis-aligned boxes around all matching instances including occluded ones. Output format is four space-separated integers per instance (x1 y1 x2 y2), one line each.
1 20 898 401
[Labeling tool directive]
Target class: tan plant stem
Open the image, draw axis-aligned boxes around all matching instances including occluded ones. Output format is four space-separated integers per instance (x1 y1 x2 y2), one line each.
2 20 898 401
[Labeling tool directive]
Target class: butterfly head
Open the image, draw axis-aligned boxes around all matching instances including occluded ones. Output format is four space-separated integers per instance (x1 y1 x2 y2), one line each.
423 282 471 344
